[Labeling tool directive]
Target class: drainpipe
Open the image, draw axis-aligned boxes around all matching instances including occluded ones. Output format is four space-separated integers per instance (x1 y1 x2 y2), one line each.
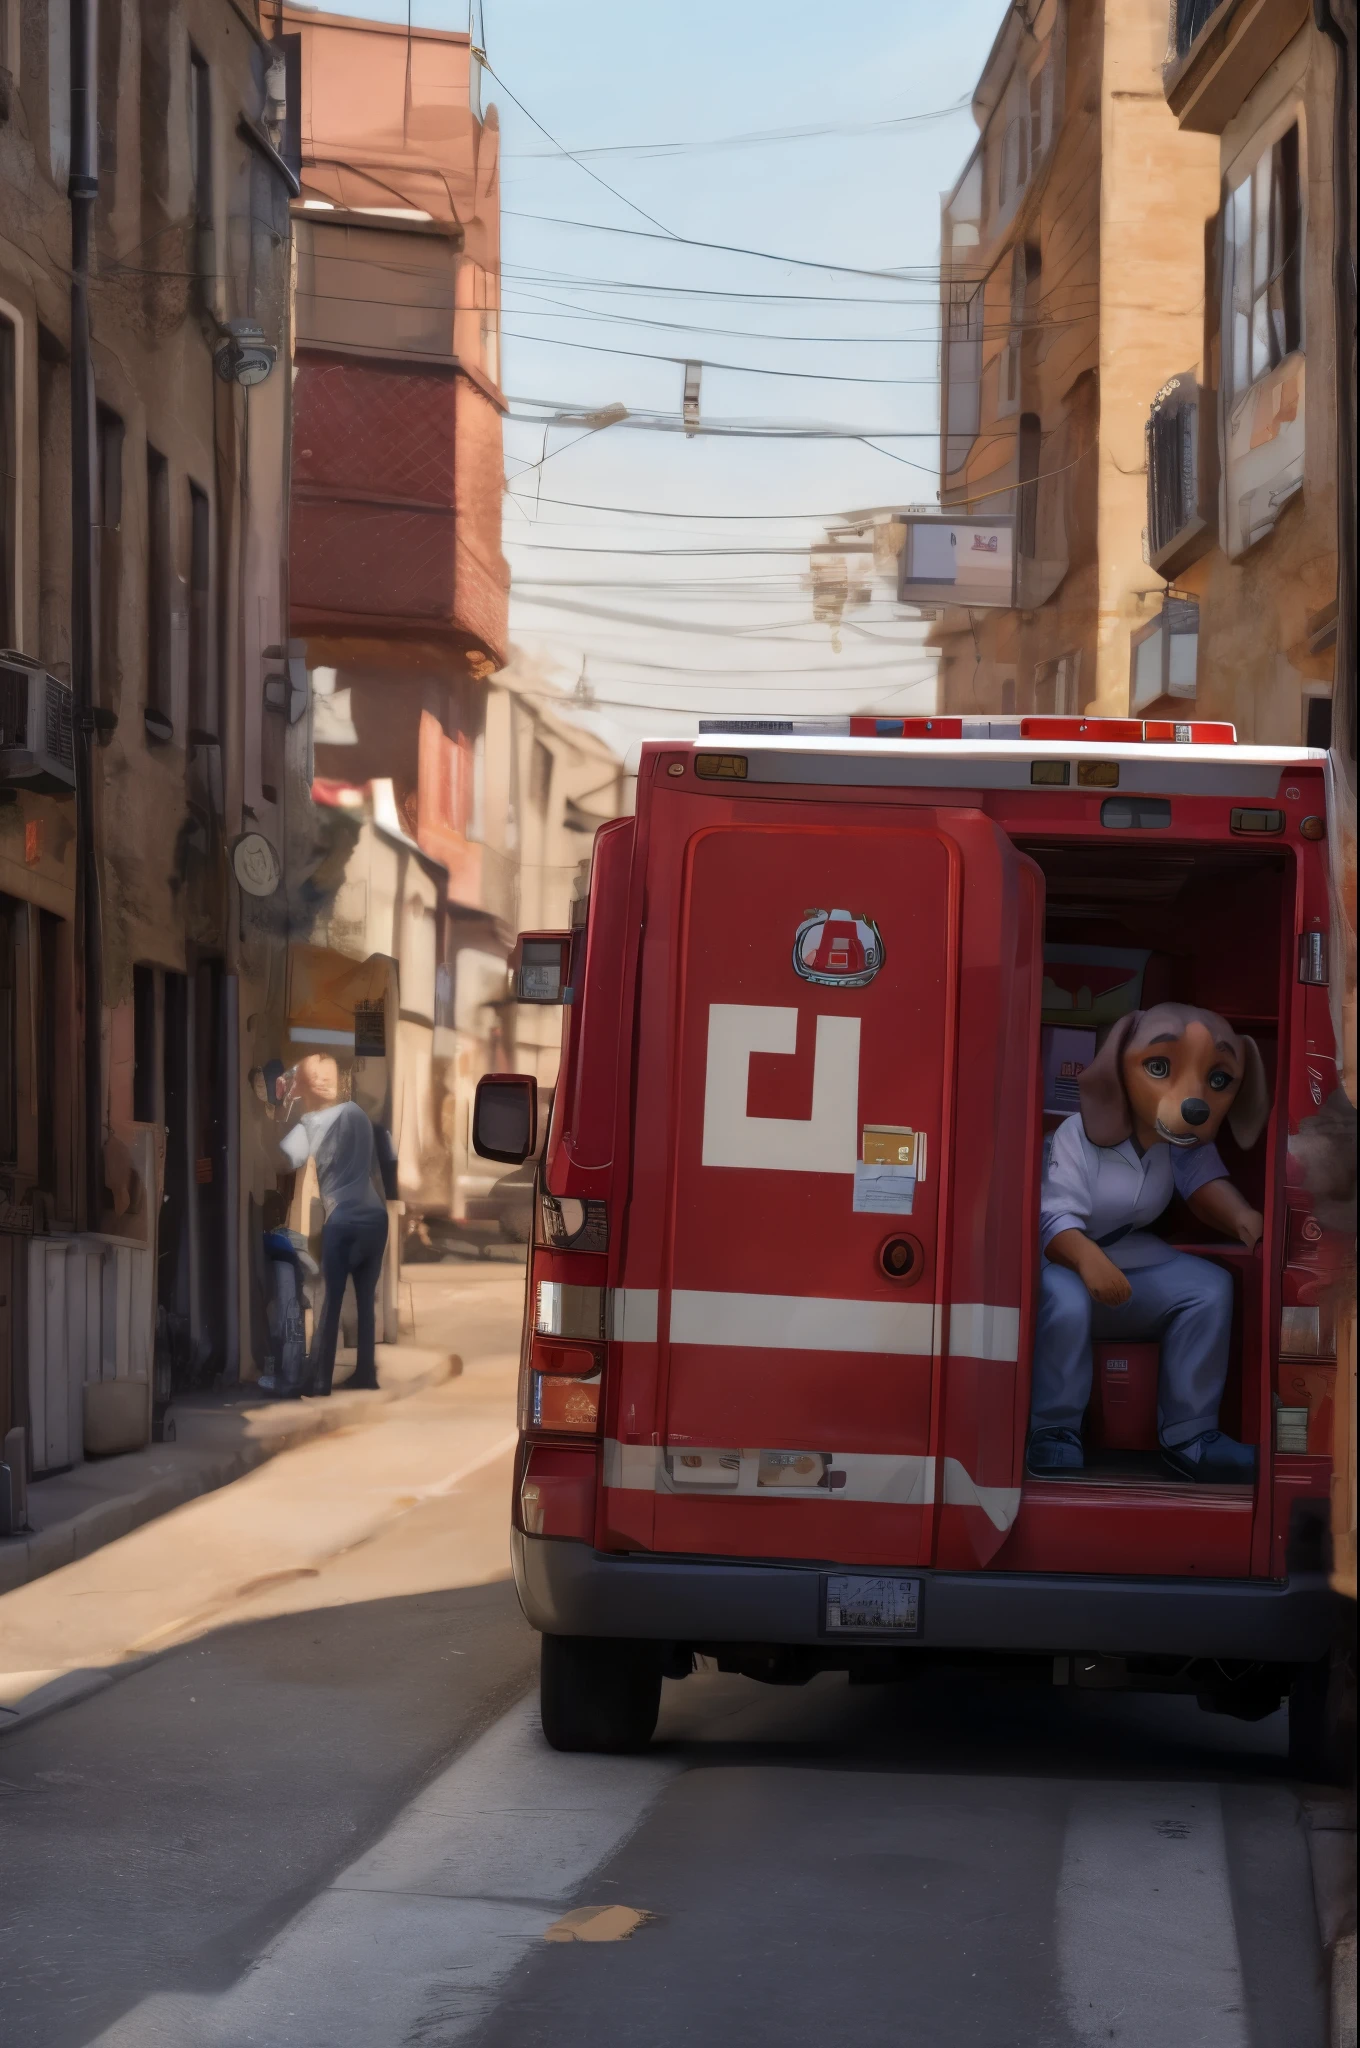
69 0 103 1233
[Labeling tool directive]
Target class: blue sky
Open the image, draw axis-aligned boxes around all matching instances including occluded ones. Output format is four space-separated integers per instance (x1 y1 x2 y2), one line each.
307 0 1010 754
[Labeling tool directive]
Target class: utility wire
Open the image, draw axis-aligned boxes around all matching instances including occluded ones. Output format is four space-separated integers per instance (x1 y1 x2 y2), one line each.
478 55 679 240
502 95 970 162
503 490 925 521
501 328 937 384
504 209 949 282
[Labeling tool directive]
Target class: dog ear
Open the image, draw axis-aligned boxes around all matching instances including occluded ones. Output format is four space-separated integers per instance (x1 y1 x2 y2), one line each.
1077 1011 1142 1147
1227 1035 1271 1149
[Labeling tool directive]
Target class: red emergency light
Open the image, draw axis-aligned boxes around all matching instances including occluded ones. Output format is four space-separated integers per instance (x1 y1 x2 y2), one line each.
841 715 1237 744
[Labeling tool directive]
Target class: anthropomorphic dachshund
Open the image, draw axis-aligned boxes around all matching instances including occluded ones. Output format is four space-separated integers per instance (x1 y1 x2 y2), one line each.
1027 1003 1269 1482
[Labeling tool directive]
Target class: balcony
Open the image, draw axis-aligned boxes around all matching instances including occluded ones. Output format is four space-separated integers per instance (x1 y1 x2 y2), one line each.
1163 0 1310 133
1145 373 1217 579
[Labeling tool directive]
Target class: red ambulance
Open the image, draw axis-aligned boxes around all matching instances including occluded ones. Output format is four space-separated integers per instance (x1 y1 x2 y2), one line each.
472 715 1343 1756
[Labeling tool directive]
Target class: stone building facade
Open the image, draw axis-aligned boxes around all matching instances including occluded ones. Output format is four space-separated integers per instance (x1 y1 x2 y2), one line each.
0 0 295 1472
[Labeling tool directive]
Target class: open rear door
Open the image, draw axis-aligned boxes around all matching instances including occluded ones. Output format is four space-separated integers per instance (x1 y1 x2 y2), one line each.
639 807 1042 1572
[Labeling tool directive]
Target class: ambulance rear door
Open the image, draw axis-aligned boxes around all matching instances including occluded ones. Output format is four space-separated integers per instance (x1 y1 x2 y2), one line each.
635 804 1042 1572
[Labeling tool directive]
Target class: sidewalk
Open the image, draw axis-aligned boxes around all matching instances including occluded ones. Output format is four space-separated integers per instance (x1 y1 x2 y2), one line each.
0 1255 526 1731
0 1251 523 1598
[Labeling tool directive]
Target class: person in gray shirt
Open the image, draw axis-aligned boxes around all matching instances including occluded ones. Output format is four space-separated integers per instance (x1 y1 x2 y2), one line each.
279 1054 391 1394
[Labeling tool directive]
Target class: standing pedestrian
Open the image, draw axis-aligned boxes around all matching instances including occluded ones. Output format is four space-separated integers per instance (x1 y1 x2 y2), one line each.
278 1054 390 1394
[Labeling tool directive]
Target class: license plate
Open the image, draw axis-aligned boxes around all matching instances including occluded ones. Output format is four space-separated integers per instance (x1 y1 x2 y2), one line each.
824 1575 922 1635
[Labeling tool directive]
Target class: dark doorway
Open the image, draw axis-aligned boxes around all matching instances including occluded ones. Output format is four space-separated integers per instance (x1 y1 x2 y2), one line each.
156 970 192 1406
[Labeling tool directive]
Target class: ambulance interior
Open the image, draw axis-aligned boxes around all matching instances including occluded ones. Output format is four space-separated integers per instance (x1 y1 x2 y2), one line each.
1016 837 1291 1490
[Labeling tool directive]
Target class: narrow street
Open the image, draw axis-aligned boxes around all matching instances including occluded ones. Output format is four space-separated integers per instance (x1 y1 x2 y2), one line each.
0 1258 1331 2048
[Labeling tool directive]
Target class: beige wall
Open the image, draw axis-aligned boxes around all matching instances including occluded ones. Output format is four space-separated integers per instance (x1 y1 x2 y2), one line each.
931 0 1221 720
1170 28 1338 744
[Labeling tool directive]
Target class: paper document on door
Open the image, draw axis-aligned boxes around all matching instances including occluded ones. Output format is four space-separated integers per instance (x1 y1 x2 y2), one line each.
853 1163 916 1214
854 1124 921 1211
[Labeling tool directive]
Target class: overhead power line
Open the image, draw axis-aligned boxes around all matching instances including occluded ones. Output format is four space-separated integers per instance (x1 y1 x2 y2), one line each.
504 209 949 283
478 56 680 241
502 96 970 162
502 490 929 522
501 329 938 384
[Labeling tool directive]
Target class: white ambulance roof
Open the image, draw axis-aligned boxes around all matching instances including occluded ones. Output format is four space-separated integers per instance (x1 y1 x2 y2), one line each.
662 736 1325 800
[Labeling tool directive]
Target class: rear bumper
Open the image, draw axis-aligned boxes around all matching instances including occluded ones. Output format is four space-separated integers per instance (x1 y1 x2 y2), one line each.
511 1531 1335 1663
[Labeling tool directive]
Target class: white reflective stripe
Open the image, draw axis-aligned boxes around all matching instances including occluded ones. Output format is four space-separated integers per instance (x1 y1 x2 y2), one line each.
828 1452 935 1504
948 1302 1021 1363
602 1440 663 1490
941 1457 1022 1532
670 1289 940 1354
608 1288 659 1343
604 1442 1008 1515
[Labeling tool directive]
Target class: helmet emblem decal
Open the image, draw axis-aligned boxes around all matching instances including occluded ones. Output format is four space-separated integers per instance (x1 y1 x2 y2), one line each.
792 908 884 989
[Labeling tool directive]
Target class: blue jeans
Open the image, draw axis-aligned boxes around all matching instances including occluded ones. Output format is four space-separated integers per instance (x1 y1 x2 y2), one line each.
309 1208 389 1393
1030 1252 1234 1449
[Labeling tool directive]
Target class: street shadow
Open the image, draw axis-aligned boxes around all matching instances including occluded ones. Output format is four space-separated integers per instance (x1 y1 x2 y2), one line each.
0 1578 537 2048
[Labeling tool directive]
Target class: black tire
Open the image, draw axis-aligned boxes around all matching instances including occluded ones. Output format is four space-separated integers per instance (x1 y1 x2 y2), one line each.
1287 1655 1348 1784
539 1634 663 1754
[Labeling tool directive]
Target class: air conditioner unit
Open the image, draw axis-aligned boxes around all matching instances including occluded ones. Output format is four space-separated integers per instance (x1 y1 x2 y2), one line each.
0 653 76 791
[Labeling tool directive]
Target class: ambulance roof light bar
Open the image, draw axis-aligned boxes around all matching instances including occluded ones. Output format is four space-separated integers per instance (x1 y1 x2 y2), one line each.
695 714 1238 744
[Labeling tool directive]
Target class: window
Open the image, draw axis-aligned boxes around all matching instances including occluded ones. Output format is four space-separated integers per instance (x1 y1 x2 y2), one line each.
944 282 983 472
1016 413 1042 558
998 60 1050 217
530 739 553 815
1305 695 1333 750
1173 0 1227 60
1034 653 1081 715
189 49 213 283
133 964 159 1123
1130 597 1198 713
1145 376 1198 559
0 314 14 649
95 406 124 709
998 244 1039 418
145 445 172 728
187 481 212 736
1226 123 1302 396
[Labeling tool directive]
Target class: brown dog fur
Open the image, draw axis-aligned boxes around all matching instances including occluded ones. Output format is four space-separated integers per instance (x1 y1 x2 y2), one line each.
1078 1004 1270 1152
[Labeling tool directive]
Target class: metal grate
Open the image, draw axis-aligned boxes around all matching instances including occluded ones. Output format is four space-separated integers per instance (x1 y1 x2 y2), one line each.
1173 0 1226 60
1146 376 1198 557
44 674 75 770
0 666 28 750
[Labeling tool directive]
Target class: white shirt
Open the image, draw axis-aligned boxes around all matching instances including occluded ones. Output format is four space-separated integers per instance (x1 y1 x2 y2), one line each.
280 1102 386 1223
1040 1113 1227 1269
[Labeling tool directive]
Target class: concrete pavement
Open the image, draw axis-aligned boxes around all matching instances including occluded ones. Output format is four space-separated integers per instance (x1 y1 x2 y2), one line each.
0 1248 1342 2048
0 1257 525 1726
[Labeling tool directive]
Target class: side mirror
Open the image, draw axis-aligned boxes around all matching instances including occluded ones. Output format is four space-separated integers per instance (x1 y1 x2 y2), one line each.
511 931 573 1005
473 1073 538 1164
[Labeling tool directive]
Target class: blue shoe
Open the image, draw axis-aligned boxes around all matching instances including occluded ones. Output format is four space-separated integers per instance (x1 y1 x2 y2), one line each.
1161 1430 1256 1483
1027 1427 1084 1477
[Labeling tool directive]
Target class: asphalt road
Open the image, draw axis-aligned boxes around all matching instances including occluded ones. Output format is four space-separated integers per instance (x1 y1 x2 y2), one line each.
0 1257 1329 2048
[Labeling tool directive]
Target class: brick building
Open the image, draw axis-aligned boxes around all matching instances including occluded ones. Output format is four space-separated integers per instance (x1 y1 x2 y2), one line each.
272 9 511 1249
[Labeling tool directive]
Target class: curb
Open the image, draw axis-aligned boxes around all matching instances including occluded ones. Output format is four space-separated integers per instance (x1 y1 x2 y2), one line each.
0 1351 459 1599
1303 1793 1358 2048
1332 1933 1357 2048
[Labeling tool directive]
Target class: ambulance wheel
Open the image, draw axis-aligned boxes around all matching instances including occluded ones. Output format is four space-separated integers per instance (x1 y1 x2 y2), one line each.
539 1634 663 1754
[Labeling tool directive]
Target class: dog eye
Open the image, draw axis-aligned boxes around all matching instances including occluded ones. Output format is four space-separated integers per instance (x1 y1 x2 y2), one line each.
1142 1057 1171 1080
1208 1069 1234 1091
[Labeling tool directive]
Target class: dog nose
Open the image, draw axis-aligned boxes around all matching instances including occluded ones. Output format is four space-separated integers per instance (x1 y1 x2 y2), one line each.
1180 1097 1211 1127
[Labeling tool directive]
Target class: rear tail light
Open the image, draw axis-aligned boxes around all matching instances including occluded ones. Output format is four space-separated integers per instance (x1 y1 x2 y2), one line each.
526 1336 603 1434
530 1373 601 1433
518 1443 598 1539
